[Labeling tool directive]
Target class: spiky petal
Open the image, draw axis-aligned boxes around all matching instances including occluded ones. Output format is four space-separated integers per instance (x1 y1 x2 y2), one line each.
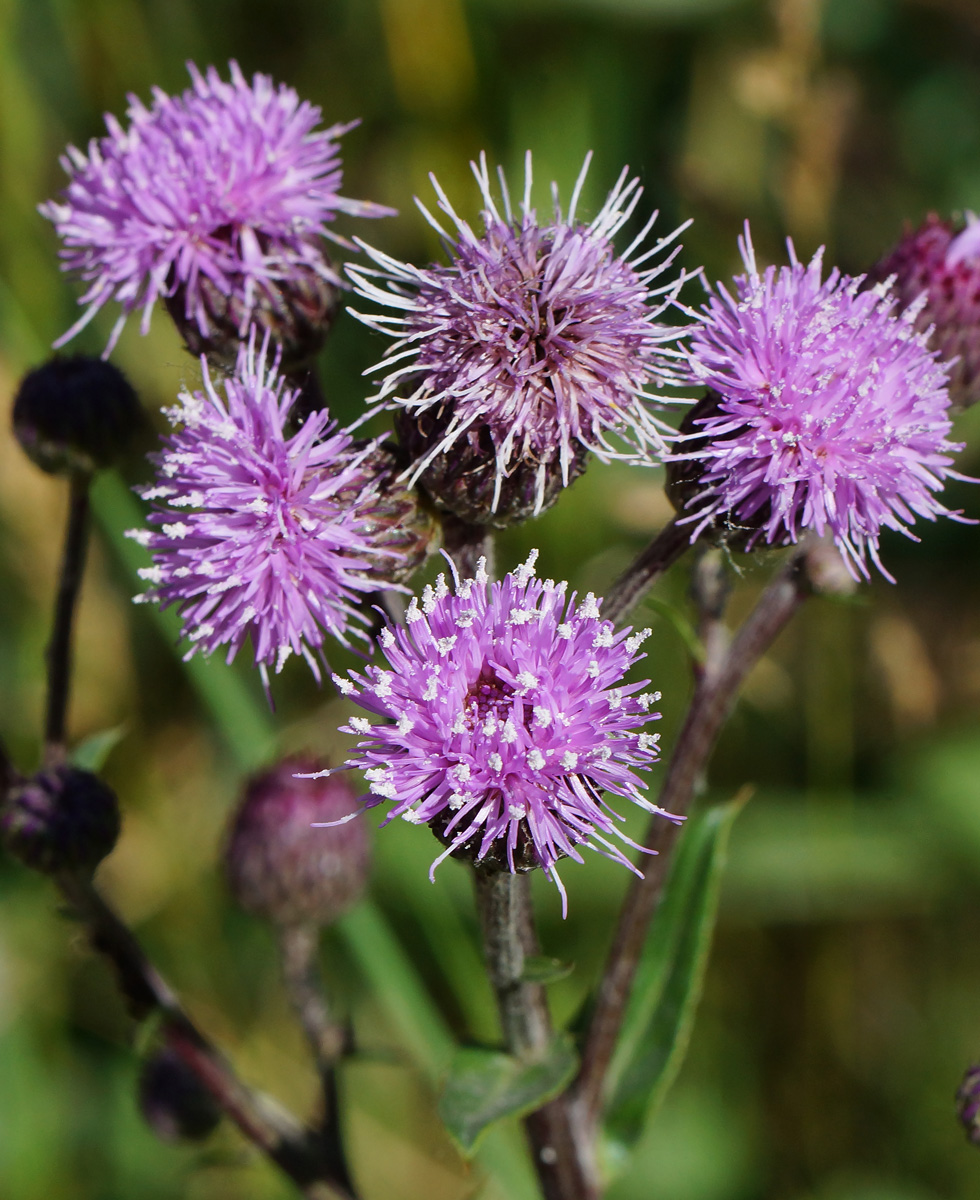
41 60 392 356
348 152 693 518
130 333 391 682
337 550 677 910
674 224 964 580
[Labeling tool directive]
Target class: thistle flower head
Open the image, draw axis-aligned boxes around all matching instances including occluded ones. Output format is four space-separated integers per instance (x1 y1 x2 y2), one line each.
870 212 980 409
348 151 692 520
130 333 393 684
337 551 675 910
674 224 963 579
41 61 392 358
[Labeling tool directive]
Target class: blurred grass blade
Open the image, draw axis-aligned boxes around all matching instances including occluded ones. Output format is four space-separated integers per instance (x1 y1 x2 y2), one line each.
439 1035 578 1155
603 788 750 1152
337 901 456 1081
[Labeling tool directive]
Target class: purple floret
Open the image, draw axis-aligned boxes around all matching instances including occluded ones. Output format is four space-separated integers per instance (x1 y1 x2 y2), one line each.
348 151 693 514
130 333 388 685
676 224 965 579
41 61 392 355
336 551 678 910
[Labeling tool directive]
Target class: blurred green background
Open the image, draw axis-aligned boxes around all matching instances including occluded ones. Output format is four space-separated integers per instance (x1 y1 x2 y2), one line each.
3 0 980 1197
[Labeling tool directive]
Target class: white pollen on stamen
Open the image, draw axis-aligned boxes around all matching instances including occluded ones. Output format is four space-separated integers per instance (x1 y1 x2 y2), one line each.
557 622 574 640
587 660 601 678
396 713 415 735
174 567 191 578
489 752 504 772
592 626 614 648
509 803 527 819
434 574 449 600
638 732 662 751
512 550 539 584
246 497 270 513
449 793 467 810
170 491 206 508
451 713 467 735
142 485 176 500
423 675 439 701
533 706 552 727
188 623 214 641
241 605 257 623
578 593 601 619
125 528 152 546
332 674 355 695
137 566 164 583
482 716 497 736
435 635 457 656
455 608 476 627
406 598 423 623
508 607 537 626
501 720 518 744
276 645 293 672
625 627 652 654
474 558 489 585
596 746 612 761
561 751 579 770
516 670 538 691
422 584 436 613
527 749 546 770
402 808 423 824
452 762 471 782
374 673 394 697
162 522 192 539
608 689 623 710
380 627 396 648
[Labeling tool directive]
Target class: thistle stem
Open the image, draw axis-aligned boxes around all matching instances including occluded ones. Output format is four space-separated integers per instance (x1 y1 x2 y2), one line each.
45 473 91 760
576 550 811 1127
602 518 694 627
54 870 360 1200
277 923 356 1197
473 869 599 1200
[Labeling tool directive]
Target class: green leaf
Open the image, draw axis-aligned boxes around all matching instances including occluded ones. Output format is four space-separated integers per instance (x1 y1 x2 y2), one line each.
439 1035 579 1154
70 725 126 772
520 955 575 984
603 788 750 1155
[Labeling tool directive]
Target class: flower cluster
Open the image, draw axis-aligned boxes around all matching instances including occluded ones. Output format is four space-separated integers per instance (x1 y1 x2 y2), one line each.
674 225 961 579
348 151 691 520
41 61 391 357
870 212 980 410
335 551 676 908
130 335 391 684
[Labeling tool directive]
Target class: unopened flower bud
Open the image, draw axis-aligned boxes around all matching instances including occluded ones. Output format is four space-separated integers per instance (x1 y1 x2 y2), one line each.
336 441 439 583
957 1062 980 1144
396 406 588 529
224 758 369 928
138 1046 222 1143
1 766 121 874
164 254 341 371
12 356 143 477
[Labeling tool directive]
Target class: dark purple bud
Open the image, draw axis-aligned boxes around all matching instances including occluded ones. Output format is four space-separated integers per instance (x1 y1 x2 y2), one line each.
224 758 370 928
396 405 588 529
164 251 340 371
1 766 121 875
138 1046 222 1143
957 1062 980 1144
868 213 980 411
12 356 143 476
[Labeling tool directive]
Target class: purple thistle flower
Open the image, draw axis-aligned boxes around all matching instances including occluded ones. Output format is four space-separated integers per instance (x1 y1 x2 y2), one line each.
674 224 964 580
41 61 392 357
870 212 980 410
129 334 389 686
335 550 677 910
347 152 693 517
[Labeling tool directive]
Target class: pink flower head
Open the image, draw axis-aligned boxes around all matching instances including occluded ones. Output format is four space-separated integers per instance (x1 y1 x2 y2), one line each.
41 61 392 356
130 333 390 687
871 212 980 409
347 151 693 515
675 224 964 580
335 551 677 910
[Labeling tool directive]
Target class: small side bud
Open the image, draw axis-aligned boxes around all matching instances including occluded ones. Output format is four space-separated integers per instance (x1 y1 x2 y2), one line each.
138 1047 222 1143
396 406 588 529
224 758 369 928
12 356 143 477
957 1062 980 1144
1 766 121 874
164 255 340 371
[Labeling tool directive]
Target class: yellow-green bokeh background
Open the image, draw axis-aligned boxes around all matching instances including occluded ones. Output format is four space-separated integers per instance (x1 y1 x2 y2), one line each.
4 1 980 1198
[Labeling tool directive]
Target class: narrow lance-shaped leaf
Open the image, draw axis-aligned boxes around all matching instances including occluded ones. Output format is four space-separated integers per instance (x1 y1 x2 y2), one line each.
602 788 750 1155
